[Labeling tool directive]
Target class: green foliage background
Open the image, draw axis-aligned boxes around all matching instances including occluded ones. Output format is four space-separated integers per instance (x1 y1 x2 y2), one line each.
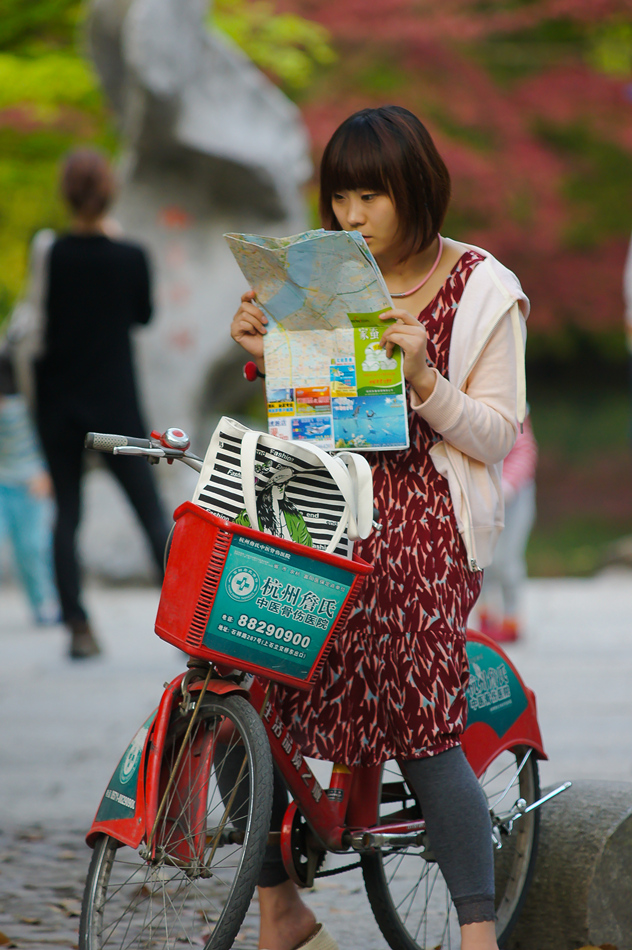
0 0 333 324
0 1 116 320
3 0 632 344
211 0 335 92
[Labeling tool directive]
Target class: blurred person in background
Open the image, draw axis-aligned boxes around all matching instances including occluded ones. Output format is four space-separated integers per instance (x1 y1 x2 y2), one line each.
17 148 170 660
0 347 59 626
624 232 632 439
475 413 538 643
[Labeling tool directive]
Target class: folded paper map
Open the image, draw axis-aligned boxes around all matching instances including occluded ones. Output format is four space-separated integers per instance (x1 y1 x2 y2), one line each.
224 228 410 452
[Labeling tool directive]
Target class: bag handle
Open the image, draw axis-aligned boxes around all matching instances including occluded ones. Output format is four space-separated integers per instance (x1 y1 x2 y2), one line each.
335 451 374 539
241 428 263 529
322 503 350 554
301 444 374 540
288 440 360 539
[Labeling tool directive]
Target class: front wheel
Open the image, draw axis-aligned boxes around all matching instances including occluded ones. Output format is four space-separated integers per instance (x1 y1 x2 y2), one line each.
79 693 273 950
361 745 540 950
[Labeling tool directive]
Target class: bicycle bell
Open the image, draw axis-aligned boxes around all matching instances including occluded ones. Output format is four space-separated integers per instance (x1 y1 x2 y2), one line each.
162 427 191 451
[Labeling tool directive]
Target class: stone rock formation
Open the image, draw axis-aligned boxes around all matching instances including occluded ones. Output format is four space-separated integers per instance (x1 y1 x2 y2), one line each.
82 0 311 580
508 780 632 950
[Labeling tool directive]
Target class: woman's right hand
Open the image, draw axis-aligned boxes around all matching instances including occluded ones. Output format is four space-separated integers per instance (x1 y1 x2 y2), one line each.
230 290 267 369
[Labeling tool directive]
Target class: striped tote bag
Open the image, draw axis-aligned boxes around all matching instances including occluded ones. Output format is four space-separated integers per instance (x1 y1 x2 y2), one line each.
192 417 373 558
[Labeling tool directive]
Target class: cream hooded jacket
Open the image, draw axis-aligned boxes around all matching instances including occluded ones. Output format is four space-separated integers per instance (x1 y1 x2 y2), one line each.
409 244 529 570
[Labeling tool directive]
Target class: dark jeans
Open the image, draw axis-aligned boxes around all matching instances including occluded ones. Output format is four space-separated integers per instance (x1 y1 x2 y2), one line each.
37 409 170 625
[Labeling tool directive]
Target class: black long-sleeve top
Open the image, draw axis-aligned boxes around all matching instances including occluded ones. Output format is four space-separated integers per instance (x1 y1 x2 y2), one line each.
36 233 153 423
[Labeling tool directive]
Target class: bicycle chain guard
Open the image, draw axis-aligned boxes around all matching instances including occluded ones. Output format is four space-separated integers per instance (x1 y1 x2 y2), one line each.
280 801 326 888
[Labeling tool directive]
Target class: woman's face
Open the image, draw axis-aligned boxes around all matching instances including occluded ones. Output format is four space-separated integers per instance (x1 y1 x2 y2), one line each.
331 188 401 261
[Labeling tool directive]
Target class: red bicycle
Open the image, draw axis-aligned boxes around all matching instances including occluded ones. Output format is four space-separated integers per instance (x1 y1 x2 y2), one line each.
79 428 568 950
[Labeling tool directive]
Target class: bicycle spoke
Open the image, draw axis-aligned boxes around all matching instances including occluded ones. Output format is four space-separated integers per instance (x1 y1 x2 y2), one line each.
485 749 532 812
383 849 408 885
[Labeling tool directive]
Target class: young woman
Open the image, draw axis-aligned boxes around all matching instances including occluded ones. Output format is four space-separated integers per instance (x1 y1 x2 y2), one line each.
231 105 529 950
30 150 170 659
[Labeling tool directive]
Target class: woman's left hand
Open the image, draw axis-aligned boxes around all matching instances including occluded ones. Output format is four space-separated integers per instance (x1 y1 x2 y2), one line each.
379 309 437 401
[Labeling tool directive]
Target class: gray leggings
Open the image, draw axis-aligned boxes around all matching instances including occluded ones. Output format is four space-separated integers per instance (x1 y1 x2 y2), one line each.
402 746 496 926
235 745 495 927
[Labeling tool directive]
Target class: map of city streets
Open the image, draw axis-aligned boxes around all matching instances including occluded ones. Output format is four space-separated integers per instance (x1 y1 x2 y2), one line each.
225 229 410 452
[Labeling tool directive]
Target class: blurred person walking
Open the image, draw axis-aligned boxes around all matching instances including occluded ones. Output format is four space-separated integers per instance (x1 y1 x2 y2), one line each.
0 348 59 625
17 149 170 659
475 414 538 643
624 231 632 439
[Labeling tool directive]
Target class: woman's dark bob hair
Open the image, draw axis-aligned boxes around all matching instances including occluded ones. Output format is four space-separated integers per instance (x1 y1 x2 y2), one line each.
319 105 451 259
60 148 115 219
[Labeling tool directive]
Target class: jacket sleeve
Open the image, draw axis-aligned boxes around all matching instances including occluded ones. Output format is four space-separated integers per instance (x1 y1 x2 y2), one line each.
409 311 522 464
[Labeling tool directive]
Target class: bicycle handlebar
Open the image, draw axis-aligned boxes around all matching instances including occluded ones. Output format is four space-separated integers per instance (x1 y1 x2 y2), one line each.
85 432 153 452
84 429 204 473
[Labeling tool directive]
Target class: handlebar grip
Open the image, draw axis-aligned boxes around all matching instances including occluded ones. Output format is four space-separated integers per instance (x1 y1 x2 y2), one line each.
85 432 153 452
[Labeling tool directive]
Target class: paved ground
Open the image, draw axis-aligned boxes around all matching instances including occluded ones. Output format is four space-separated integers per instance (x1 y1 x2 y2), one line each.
2 571 632 949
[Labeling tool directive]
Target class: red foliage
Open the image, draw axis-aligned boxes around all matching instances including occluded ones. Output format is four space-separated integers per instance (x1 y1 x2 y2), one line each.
281 0 632 337
0 103 97 136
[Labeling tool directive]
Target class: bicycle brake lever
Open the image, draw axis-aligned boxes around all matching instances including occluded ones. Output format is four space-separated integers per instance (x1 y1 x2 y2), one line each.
113 445 167 458
113 445 184 460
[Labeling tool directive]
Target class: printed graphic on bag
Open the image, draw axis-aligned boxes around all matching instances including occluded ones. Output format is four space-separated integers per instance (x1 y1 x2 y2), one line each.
193 430 353 557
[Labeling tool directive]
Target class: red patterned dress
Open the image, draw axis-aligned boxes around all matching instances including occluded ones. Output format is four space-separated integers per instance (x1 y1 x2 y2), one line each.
272 250 486 767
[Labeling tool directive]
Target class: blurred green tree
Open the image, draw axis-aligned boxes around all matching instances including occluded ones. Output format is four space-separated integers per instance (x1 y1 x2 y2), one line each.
212 0 335 94
0 0 333 326
0 0 113 324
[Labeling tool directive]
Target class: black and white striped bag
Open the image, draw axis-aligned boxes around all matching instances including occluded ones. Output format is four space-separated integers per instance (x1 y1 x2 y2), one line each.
192 417 373 558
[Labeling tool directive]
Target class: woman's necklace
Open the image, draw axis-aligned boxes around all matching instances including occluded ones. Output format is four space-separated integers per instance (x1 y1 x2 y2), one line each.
390 235 443 298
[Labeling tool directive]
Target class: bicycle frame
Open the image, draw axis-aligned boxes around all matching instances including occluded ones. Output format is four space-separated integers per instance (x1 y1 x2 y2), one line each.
85 630 546 868
83 426 548 884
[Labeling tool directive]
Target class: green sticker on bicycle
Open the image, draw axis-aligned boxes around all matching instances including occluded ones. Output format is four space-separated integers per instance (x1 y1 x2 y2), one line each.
95 712 156 822
465 641 528 737
203 535 353 680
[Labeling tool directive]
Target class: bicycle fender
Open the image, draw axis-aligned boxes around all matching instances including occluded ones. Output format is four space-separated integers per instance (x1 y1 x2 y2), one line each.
143 674 251 832
85 672 187 848
189 678 251 698
86 669 252 849
462 630 547 778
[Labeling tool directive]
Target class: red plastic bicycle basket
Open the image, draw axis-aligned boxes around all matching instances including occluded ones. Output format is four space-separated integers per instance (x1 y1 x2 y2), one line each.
155 501 373 691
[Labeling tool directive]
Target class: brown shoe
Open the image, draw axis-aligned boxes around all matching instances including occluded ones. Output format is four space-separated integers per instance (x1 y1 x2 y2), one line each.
69 620 101 659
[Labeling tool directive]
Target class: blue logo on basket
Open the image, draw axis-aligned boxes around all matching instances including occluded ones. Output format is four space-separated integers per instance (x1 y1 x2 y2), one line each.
225 566 260 602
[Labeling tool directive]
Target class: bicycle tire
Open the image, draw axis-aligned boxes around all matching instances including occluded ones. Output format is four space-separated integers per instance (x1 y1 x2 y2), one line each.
79 693 273 950
361 745 540 950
